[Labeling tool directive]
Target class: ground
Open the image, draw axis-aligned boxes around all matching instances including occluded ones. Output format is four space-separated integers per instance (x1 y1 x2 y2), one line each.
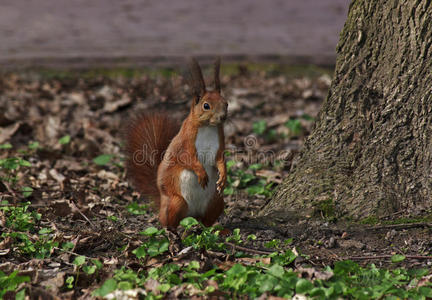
0 65 431 299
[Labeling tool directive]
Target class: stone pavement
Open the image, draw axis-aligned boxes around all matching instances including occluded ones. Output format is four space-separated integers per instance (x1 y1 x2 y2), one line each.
0 0 349 68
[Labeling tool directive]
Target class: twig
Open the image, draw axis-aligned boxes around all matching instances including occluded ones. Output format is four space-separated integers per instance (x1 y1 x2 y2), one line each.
224 242 274 255
1 182 22 201
340 255 432 261
366 223 432 231
54 247 88 258
69 201 97 229
378 210 404 220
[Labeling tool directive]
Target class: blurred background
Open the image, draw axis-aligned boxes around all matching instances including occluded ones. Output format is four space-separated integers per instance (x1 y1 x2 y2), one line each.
0 0 349 69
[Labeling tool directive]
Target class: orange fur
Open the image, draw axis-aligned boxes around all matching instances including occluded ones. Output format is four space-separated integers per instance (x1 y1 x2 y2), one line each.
125 113 180 207
125 58 227 228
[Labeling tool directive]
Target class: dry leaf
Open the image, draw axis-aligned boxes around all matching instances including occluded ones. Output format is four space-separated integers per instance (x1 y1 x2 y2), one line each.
0 122 20 143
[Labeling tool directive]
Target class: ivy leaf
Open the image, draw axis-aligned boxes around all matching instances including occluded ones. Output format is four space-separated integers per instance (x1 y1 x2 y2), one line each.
28 141 40 150
141 227 159 236
73 256 86 266
93 154 113 166
19 159 32 167
93 278 117 297
267 264 284 278
132 245 147 259
296 278 314 294
58 135 71 145
21 186 33 198
391 254 406 263
253 120 267 135
83 265 97 275
180 217 199 229
92 259 103 269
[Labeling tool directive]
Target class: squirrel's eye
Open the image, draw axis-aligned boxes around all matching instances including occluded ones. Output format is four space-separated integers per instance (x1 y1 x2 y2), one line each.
203 103 211 110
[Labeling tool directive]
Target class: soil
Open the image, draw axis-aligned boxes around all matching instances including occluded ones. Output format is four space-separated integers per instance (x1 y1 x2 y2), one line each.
0 65 431 298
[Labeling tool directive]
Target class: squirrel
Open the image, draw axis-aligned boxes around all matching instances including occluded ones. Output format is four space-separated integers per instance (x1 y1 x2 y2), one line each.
125 58 228 229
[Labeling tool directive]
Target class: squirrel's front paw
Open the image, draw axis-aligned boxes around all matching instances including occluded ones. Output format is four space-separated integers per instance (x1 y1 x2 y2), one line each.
216 174 226 194
197 171 209 188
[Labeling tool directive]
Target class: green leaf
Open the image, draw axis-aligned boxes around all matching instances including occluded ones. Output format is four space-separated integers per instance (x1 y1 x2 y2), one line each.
223 186 234 195
108 215 118 222
126 202 147 215
247 185 264 195
132 245 146 259
38 228 52 235
227 263 246 275
28 141 40 150
83 265 97 275
15 288 26 300
248 163 262 170
65 276 74 289
73 255 86 266
0 158 17 170
189 261 200 270
285 119 303 136
117 281 133 291
142 227 159 236
19 159 32 167
253 120 267 135
259 275 277 292
391 254 406 263
419 287 432 297
267 264 284 278
93 154 113 166
21 186 33 198
0 143 12 149
226 160 236 169
158 283 171 293
93 278 117 297
92 259 103 269
62 242 75 250
58 135 71 145
296 278 314 294
247 234 257 241
180 217 199 229
301 114 315 121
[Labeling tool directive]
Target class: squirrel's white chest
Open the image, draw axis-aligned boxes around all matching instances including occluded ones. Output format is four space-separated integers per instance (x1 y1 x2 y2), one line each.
180 126 220 217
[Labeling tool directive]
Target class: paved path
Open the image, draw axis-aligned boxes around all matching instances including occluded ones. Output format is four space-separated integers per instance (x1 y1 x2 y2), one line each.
0 0 349 68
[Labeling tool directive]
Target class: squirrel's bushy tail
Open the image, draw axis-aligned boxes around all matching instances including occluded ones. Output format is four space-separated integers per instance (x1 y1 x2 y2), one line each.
125 113 180 208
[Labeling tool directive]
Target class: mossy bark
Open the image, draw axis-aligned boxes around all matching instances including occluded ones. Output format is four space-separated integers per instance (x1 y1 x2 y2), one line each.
262 0 432 219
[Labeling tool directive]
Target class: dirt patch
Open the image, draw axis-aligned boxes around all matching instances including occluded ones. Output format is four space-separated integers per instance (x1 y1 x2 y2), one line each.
1 65 431 298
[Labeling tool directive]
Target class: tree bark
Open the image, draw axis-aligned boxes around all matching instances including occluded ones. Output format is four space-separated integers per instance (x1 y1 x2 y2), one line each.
262 0 432 219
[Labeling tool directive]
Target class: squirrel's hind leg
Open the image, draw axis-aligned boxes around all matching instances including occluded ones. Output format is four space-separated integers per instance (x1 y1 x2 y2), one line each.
201 193 224 227
159 194 189 229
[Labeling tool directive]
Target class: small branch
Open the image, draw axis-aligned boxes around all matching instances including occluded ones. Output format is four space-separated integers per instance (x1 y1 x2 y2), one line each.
366 223 432 231
340 255 432 261
54 247 87 258
224 242 274 255
70 201 97 229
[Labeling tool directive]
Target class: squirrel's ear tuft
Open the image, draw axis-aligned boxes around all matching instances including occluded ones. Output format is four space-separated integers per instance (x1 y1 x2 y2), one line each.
187 57 206 104
214 57 221 93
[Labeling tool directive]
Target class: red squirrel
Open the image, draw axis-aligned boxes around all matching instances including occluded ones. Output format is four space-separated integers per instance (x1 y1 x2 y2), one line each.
125 58 228 229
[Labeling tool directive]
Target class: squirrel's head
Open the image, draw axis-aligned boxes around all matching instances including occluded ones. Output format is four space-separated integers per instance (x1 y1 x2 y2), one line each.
188 57 228 126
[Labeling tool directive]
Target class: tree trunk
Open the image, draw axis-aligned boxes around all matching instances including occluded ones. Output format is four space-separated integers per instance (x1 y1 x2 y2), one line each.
262 0 432 219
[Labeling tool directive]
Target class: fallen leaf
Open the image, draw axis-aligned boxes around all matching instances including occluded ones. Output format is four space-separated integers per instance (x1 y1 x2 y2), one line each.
0 122 20 143
40 271 66 294
49 169 66 184
297 267 334 281
103 95 131 113
50 200 73 217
